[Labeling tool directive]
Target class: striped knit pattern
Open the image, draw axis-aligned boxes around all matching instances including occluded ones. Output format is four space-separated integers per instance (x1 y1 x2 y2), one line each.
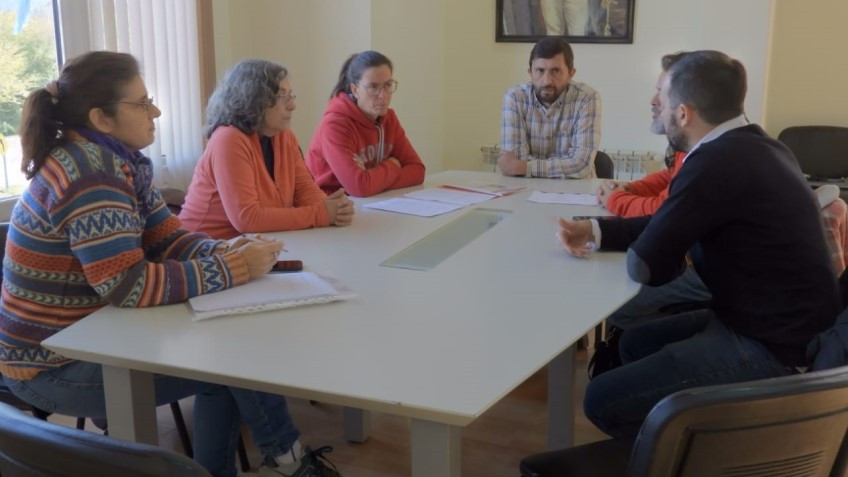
0 140 250 380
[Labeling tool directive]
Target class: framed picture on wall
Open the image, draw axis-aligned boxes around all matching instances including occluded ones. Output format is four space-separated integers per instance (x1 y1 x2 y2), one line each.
496 0 635 44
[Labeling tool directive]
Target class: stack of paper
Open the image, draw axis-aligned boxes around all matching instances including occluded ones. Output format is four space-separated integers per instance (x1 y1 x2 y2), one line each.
189 272 346 321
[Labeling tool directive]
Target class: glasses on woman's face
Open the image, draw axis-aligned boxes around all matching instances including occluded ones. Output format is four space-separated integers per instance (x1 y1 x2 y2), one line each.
275 92 297 104
112 97 155 112
360 80 398 97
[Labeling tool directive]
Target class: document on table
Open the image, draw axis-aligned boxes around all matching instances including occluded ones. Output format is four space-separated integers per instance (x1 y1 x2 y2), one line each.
528 191 599 205
364 197 464 217
189 272 348 321
442 183 524 197
404 187 493 206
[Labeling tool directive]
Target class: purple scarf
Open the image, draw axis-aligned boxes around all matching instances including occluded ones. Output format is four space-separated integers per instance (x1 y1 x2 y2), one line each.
76 128 155 212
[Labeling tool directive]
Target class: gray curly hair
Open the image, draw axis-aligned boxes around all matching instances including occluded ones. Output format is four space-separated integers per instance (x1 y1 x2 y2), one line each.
204 59 288 138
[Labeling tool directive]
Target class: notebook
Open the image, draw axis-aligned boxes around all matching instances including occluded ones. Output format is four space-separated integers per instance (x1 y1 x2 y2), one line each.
188 272 346 321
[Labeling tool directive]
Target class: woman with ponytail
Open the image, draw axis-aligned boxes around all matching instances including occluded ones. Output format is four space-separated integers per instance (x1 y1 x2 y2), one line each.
305 50 425 197
2 51 340 477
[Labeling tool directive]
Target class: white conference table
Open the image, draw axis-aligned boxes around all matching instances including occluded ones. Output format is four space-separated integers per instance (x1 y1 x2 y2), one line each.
44 170 638 476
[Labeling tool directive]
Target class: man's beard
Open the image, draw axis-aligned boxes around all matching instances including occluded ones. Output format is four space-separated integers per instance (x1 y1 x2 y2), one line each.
665 114 690 152
535 85 560 103
650 107 665 135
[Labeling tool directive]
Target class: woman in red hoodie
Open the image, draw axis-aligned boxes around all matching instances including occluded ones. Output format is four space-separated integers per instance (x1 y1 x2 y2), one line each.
306 51 425 197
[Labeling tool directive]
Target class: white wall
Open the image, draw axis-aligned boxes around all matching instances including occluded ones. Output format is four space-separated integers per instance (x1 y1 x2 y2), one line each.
764 0 848 136
211 0 773 173
442 0 774 170
211 0 445 173
371 0 446 172
211 0 371 152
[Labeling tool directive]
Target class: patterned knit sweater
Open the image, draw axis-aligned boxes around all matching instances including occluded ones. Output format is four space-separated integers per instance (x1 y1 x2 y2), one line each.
0 140 250 380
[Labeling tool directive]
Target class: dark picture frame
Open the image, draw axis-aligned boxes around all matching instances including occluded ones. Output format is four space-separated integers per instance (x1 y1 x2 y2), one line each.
497 0 635 44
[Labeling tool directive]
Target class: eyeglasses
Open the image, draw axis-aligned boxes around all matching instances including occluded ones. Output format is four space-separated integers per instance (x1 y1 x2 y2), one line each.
275 92 297 104
359 80 398 97
112 97 155 112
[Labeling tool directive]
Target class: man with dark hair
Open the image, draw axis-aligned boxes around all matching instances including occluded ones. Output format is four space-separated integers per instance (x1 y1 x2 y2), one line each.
558 50 839 437
499 37 600 179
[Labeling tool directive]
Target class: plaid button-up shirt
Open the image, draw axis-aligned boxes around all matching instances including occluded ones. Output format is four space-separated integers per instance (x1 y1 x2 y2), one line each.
500 81 601 179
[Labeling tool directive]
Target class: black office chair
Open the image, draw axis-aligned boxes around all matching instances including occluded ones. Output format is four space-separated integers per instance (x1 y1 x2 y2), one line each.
520 365 848 476
0 222 249 471
778 126 848 179
0 400 212 477
594 151 614 179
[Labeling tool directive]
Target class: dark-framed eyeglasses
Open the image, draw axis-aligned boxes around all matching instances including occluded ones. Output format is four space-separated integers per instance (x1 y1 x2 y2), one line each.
112 97 155 112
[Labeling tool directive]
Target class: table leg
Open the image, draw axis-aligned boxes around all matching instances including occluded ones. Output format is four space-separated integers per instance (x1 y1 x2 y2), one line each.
102 365 158 445
411 419 460 477
547 343 576 450
342 407 371 442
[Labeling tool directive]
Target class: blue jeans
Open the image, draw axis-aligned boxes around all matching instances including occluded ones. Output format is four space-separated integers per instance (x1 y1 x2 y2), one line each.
4 361 300 477
584 309 794 438
607 266 712 329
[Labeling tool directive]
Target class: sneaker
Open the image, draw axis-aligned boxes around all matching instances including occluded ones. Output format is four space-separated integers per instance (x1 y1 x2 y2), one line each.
257 446 342 477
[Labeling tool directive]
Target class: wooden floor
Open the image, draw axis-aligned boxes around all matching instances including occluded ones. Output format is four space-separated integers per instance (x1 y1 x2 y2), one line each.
53 351 608 477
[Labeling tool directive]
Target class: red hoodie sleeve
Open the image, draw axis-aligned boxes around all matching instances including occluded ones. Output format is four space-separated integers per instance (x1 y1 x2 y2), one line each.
383 111 425 191
607 188 669 217
319 117 401 197
606 152 685 218
627 168 673 197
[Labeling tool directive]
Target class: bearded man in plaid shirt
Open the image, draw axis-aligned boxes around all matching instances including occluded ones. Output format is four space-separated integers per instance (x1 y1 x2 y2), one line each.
499 37 601 179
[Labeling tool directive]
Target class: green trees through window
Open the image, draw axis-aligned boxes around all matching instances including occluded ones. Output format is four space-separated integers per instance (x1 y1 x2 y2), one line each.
0 0 58 196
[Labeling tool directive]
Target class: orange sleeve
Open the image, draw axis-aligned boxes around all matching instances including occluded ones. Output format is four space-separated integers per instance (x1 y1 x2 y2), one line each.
607 152 685 218
606 189 669 218
288 136 331 219
628 168 672 197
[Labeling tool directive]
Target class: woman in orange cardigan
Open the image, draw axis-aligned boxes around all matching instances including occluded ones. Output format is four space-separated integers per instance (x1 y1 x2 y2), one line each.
180 60 354 239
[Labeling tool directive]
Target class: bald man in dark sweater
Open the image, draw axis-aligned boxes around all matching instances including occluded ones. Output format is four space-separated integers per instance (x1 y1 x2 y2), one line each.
558 51 839 437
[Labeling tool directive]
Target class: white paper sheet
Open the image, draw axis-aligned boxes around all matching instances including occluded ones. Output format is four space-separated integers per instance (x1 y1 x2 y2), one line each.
404 188 492 206
527 191 599 205
441 183 524 196
364 198 464 217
